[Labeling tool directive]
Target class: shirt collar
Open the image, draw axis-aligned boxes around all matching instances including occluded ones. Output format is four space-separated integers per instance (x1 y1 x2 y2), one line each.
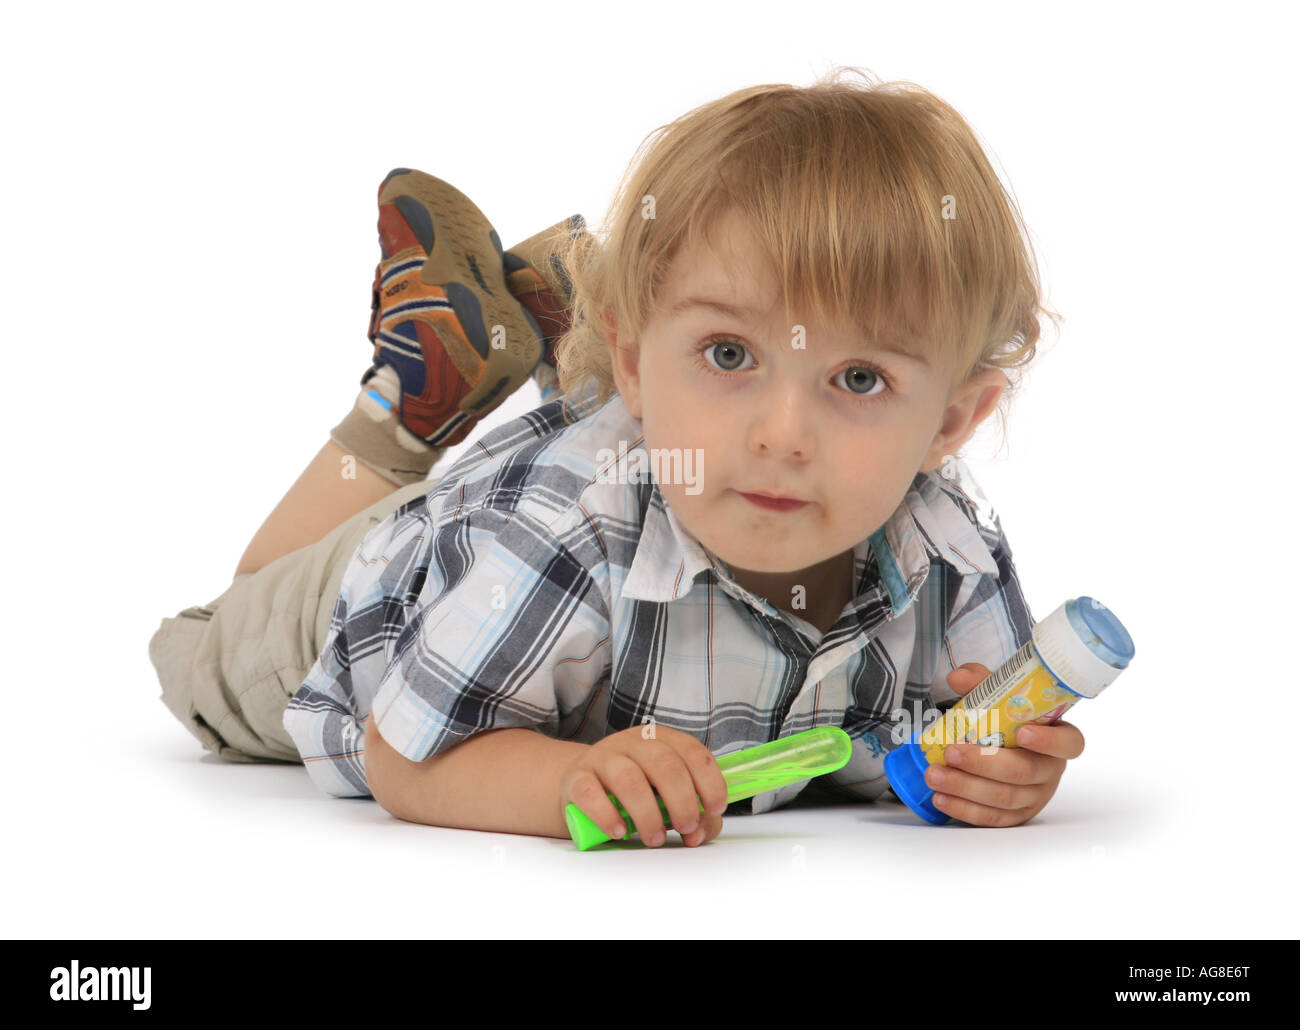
622 458 1001 617
866 461 1003 614
622 479 723 603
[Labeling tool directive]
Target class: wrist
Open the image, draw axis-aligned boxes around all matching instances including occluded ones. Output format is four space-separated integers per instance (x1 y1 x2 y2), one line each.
368 718 592 838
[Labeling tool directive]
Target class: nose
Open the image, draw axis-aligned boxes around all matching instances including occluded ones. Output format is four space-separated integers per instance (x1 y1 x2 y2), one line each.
746 383 814 461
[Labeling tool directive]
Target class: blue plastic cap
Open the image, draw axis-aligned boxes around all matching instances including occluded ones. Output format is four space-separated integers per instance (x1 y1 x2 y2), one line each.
883 734 950 825
1069 597 1136 669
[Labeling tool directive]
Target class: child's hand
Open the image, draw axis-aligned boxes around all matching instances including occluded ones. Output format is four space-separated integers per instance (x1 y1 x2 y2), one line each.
928 663 1086 827
559 726 728 848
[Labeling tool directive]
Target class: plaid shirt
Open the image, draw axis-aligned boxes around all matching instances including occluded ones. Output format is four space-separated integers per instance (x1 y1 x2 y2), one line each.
283 384 1036 813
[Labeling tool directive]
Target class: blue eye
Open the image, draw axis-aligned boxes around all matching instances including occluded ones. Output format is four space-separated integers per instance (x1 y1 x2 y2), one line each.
699 338 754 372
833 365 889 399
692 336 893 405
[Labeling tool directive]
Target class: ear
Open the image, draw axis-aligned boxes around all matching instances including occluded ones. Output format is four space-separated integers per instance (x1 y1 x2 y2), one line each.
604 309 644 419
919 367 1007 474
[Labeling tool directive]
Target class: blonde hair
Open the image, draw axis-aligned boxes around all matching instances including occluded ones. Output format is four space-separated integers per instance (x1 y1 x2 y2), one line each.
538 66 1060 447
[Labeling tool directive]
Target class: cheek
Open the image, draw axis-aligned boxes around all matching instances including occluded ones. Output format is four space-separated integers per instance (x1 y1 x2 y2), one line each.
638 351 693 416
840 416 928 465
642 384 710 442
825 434 917 507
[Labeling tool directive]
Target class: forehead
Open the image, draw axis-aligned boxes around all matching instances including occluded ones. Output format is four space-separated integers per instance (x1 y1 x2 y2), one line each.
660 210 780 311
653 208 936 373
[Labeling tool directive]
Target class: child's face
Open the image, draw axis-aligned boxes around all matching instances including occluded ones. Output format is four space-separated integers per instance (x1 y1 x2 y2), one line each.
608 207 1003 609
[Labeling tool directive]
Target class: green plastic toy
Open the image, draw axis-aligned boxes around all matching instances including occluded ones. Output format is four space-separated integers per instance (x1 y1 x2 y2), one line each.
564 725 854 850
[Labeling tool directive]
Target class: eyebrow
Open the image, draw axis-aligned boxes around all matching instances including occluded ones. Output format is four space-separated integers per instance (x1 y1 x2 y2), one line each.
668 295 929 368
669 296 757 321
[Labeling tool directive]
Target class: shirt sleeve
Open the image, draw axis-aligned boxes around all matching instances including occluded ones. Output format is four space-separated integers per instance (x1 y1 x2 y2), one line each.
282 509 421 800
282 593 369 797
367 505 612 767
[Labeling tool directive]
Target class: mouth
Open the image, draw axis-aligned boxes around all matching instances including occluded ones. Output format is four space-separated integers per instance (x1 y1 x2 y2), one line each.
737 490 809 512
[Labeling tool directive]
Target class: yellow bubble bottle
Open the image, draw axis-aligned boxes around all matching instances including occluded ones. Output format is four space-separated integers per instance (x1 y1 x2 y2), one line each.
883 596 1135 824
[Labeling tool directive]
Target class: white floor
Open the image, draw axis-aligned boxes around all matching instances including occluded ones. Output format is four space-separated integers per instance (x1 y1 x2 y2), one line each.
8 683 1289 938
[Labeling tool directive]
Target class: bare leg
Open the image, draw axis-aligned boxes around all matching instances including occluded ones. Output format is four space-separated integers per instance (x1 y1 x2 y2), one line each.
234 440 402 578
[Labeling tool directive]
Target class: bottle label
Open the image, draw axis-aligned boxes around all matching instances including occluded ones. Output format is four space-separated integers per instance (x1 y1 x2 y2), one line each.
920 640 1079 762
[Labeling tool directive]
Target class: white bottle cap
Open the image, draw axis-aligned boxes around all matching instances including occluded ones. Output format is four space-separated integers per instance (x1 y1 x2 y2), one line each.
1030 597 1135 698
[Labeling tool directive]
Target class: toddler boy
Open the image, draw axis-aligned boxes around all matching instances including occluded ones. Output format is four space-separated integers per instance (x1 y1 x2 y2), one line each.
155 72 1085 848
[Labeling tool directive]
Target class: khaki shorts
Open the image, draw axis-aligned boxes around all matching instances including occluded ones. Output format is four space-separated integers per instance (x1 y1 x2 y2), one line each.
147 476 441 764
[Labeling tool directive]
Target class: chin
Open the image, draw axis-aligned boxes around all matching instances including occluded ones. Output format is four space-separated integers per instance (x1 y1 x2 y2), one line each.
715 544 814 575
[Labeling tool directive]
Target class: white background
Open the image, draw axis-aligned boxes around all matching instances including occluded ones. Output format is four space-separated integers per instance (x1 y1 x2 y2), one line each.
1 0 1294 940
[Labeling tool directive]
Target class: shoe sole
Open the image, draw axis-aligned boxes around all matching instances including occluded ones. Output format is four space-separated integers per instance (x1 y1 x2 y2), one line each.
504 214 587 307
503 215 589 376
375 168 545 442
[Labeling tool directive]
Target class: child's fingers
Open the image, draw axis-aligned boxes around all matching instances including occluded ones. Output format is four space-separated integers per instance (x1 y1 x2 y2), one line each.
1016 721 1085 760
925 758 1053 813
681 812 724 847
931 789 1039 828
675 738 729 818
640 748 707 839
601 755 667 846
565 769 630 841
945 663 991 696
943 741 1063 786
